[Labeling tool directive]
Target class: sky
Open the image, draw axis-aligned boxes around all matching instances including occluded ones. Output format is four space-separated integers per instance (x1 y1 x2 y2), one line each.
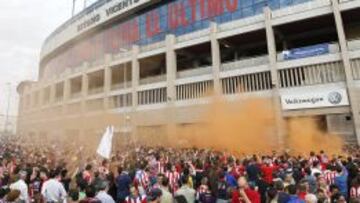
0 0 94 126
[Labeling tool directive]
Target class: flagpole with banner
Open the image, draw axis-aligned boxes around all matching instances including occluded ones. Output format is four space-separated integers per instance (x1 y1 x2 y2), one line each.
96 126 114 159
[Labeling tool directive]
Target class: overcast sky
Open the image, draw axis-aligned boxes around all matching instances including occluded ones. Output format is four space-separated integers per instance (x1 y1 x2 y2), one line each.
0 0 95 123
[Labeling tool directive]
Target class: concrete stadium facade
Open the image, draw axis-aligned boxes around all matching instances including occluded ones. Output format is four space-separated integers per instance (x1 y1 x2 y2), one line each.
16 0 360 145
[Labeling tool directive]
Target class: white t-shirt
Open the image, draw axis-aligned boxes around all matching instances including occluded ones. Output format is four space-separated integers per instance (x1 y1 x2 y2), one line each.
10 179 29 203
41 178 67 203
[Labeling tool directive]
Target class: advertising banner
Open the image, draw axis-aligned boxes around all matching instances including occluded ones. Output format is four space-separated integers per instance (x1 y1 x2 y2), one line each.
283 43 330 60
281 88 349 110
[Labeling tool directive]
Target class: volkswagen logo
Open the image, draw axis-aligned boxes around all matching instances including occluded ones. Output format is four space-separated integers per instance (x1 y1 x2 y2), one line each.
328 91 342 105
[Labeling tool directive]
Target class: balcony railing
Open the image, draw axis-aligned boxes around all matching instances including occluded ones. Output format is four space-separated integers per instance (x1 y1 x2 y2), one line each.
221 55 269 71
111 82 132 90
140 41 166 53
348 39 360 52
177 66 212 78
112 50 132 61
177 29 210 43
70 91 82 99
88 86 104 95
139 75 166 85
89 58 104 67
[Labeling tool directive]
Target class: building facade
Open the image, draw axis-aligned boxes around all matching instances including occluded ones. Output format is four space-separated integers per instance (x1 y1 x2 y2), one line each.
17 0 360 145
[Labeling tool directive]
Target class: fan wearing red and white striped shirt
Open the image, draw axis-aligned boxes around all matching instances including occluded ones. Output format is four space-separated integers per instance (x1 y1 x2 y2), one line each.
125 186 147 203
164 163 180 193
324 169 337 185
135 168 150 194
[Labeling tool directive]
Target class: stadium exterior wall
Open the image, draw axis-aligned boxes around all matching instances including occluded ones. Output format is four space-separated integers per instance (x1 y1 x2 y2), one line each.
16 0 360 146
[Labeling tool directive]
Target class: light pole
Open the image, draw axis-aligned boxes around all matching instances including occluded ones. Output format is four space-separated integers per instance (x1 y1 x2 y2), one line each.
72 0 76 17
4 83 11 133
119 48 133 144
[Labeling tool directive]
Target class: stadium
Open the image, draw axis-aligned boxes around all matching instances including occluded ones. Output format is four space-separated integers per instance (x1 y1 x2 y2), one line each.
16 0 360 145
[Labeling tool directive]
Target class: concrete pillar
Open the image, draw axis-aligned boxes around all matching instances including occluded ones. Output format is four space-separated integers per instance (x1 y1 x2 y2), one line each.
165 34 177 140
131 45 140 139
210 22 222 95
132 45 140 109
264 7 286 147
166 34 177 103
331 0 360 145
104 54 112 110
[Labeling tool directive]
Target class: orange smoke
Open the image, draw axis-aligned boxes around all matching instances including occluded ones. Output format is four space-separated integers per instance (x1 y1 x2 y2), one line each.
287 117 343 155
172 98 277 154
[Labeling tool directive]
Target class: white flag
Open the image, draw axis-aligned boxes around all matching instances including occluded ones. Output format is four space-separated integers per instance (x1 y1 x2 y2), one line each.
96 126 114 159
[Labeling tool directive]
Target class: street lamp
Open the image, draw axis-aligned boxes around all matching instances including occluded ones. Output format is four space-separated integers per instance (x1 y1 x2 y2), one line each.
4 83 11 133
119 48 132 143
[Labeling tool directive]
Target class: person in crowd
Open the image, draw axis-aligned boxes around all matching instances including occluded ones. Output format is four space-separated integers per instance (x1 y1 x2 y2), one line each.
82 164 93 186
159 176 173 203
175 176 196 203
274 180 290 203
266 187 278 203
0 188 9 203
216 173 230 203
0 137 359 203
147 188 162 203
5 189 21 203
287 184 305 203
95 181 115 203
79 185 101 203
231 176 260 203
9 170 29 203
334 164 349 199
116 166 132 203
68 188 80 203
41 169 67 203
125 186 147 203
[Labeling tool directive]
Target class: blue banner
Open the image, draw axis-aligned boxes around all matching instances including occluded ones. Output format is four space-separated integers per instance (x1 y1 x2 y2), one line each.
283 43 330 60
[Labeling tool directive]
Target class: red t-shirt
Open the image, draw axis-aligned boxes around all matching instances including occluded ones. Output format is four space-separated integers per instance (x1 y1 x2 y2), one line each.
298 192 307 200
231 188 261 203
261 164 277 184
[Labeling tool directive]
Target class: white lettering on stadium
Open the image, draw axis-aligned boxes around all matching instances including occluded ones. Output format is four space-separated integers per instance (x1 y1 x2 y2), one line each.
106 0 140 17
77 14 101 32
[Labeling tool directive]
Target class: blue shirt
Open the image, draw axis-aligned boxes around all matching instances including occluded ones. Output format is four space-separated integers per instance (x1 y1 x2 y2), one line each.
116 173 132 201
335 167 348 197
287 195 305 203
225 173 238 188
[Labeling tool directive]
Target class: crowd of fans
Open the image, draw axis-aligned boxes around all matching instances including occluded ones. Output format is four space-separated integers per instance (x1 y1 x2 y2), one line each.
0 137 359 203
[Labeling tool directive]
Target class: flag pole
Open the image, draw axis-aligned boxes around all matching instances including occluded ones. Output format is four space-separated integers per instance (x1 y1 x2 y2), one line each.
72 0 76 17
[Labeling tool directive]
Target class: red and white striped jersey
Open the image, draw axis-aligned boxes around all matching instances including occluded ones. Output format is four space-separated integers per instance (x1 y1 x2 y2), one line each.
135 170 150 190
350 186 360 199
165 171 180 192
309 156 319 164
324 170 336 185
157 161 165 175
125 195 147 203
